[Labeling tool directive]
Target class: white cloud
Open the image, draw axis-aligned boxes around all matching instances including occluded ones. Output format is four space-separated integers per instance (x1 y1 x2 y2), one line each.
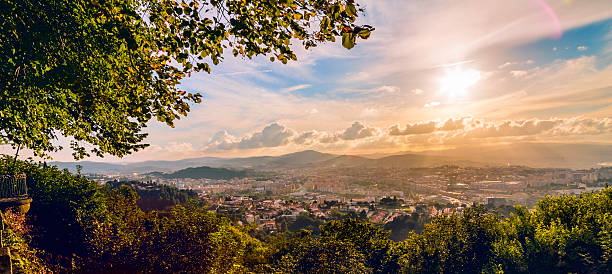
373 85 400 93
206 123 295 151
499 62 519 69
549 117 612 135
201 117 612 154
340 122 379 140
411 88 424 95
510 70 528 77
439 117 470 131
282 84 312 93
463 119 560 138
424 102 440 108
499 60 536 69
577 45 588 51
336 85 401 95
389 121 437 136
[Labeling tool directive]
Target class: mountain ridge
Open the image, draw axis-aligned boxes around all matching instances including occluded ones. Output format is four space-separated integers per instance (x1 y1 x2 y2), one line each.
50 143 612 174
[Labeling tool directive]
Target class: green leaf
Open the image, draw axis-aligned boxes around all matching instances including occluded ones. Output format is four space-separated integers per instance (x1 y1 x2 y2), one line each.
357 29 371 39
346 3 357 17
342 32 355 49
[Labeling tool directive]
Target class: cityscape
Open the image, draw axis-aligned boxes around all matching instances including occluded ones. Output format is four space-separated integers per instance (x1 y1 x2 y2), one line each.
79 150 611 234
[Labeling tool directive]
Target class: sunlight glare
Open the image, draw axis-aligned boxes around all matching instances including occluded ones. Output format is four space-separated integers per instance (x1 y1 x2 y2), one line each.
439 67 481 96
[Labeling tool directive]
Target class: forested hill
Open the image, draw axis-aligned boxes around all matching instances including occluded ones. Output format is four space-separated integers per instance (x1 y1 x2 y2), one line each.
146 166 259 180
105 180 198 211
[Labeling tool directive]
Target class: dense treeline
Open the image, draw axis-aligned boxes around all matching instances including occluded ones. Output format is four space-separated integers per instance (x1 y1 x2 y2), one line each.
105 180 198 211
1 157 611 273
147 166 257 180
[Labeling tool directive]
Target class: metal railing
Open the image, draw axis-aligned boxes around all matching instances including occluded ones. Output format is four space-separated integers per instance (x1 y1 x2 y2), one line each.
0 174 28 199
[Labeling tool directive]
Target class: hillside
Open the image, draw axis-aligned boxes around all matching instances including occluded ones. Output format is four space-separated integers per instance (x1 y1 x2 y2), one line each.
147 166 254 180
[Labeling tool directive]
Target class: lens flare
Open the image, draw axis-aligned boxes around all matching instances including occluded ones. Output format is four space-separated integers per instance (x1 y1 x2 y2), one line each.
535 0 563 39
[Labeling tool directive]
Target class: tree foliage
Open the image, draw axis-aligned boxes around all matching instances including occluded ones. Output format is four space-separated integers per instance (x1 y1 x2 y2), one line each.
272 230 371 274
0 156 105 260
393 206 502 273
0 0 373 159
106 180 198 211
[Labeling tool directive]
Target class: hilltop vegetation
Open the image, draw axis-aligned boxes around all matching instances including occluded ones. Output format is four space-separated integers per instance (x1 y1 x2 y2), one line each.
105 180 198 211
147 166 260 180
1 156 611 272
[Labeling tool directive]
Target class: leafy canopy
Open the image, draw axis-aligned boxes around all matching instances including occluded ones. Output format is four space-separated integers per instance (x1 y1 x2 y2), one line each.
0 0 373 159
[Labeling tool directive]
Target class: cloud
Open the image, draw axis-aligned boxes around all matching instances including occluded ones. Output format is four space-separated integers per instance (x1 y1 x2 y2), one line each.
207 130 239 150
206 123 295 151
463 119 560 138
214 69 273 77
282 84 312 93
550 117 612 135
499 60 536 69
294 131 320 145
373 85 401 93
439 117 612 145
411 88 424 95
340 122 379 140
389 121 437 136
336 85 401 95
510 70 528 77
439 117 469 131
389 117 469 136
205 121 383 151
577 45 588 51
238 123 295 149
424 102 440 108
128 116 612 159
499 62 519 69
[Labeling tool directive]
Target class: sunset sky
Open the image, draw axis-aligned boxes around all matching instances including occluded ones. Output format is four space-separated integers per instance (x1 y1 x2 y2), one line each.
33 0 612 161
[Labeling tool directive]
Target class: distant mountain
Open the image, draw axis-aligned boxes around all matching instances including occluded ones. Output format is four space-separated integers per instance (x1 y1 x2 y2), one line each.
417 143 612 169
311 153 484 169
51 150 337 174
263 150 338 169
374 154 484 168
50 143 612 174
315 155 376 168
51 157 223 174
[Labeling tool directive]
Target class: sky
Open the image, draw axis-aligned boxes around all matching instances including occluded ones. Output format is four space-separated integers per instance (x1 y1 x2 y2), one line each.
18 0 612 162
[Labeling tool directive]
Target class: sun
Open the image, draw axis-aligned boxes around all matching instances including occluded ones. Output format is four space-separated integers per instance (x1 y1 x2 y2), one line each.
439 67 481 96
